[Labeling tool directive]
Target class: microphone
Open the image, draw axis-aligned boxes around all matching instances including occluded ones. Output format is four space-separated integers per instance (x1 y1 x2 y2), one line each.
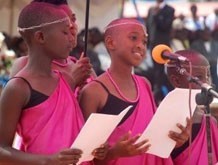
178 67 218 99
152 44 189 64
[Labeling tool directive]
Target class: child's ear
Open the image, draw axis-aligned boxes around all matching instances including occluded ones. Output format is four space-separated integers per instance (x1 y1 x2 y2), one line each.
34 31 45 44
105 36 115 50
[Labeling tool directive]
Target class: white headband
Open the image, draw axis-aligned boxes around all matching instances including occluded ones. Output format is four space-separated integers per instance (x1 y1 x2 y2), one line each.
18 17 70 32
166 63 210 70
104 22 148 36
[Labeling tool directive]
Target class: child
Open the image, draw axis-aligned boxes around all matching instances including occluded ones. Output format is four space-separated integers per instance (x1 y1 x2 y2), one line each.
9 0 94 90
79 18 191 164
166 49 218 164
0 2 103 165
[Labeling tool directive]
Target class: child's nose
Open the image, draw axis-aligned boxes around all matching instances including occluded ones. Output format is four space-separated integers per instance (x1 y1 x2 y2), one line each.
137 42 146 51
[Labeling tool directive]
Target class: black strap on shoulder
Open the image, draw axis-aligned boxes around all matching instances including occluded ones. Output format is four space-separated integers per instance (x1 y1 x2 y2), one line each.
93 80 110 94
10 77 32 90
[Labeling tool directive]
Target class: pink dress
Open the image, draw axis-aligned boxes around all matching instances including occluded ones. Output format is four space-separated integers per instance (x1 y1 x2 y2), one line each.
174 116 218 165
106 75 174 165
16 73 84 154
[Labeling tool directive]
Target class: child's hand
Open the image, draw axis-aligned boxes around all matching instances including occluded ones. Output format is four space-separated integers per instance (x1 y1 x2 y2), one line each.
169 117 191 148
72 54 92 87
49 148 82 165
110 131 150 159
92 143 109 160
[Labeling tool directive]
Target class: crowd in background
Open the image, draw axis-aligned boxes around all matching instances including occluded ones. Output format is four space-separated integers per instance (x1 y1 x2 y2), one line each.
0 2 217 104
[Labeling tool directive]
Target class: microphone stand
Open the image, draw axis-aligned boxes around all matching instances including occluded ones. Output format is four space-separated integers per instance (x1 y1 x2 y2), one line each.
178 67 216 165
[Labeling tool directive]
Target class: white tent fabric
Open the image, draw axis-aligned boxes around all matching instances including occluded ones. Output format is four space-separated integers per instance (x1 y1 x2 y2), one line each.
0 0 217 36
0 0 31 35
68 0 121 32
0 0 121 36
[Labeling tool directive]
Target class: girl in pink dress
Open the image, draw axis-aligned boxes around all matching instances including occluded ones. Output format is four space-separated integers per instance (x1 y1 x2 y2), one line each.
0 2 101 165
79 18 191 165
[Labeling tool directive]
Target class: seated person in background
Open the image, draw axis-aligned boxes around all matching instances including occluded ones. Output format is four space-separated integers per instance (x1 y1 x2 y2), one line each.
166 49 218 165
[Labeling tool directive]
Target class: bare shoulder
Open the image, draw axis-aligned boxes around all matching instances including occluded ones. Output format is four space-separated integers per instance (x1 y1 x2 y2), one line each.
1 77 30 108
79 74 108 118
80 77 106 99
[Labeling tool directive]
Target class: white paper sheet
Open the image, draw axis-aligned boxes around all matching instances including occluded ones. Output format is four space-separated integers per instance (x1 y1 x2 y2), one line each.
136 88 201 158
71 105 132 164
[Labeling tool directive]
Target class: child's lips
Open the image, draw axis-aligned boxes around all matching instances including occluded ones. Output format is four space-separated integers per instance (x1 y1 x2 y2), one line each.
134 52 142 57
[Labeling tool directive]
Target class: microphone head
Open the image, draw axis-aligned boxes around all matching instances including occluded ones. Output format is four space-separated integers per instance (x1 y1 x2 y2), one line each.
152 44 172 64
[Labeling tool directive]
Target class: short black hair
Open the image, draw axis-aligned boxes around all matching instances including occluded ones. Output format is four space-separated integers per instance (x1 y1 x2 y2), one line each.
18 2 65 29
32 0 68 5
18 2 66 42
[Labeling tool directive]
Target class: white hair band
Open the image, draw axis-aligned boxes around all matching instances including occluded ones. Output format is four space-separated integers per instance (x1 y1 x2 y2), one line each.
104 22 148 36
18 17 70 32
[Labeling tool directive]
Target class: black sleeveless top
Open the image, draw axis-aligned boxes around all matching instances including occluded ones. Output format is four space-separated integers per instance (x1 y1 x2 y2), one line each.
94 80 138 125
10 77 49 109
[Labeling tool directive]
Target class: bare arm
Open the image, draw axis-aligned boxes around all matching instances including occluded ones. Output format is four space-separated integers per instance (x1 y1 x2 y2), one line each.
0 79 82 165
79 81 104 120
0 78 48 165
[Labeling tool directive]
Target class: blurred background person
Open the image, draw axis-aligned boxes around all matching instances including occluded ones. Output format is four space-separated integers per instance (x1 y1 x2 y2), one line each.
171 16 190 52
190 27 218 91
146 0 175 105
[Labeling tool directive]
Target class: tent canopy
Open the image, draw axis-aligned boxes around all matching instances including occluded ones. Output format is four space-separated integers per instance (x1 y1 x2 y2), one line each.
0 0 121 36
0 0 217 36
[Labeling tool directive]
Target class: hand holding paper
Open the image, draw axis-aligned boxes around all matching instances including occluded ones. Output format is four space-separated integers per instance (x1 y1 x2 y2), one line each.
71 105 132 164
136 88 200 158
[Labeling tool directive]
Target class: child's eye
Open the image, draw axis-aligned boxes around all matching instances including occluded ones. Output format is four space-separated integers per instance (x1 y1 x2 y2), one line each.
63 30 70 35
143 39 147 45
130 35 137 41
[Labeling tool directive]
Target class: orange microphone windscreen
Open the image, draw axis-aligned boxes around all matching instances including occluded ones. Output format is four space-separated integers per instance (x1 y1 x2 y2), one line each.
152 44 172 64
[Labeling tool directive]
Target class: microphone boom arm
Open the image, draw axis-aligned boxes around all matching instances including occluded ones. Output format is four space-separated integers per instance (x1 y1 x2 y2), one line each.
178 67 218 98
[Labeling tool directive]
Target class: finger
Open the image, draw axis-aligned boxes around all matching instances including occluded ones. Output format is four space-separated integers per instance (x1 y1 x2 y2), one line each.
72 156 80 163
169 131 188 142
93 152 107 160
126 133 141 145
92 150 108 160
101 142 109 149
58 154 81 162
92 148 105 155
176 122 190 138
137 144 151 154
176 123 186 132
186 117 192 130
60 149 81 155
134 139 149 148
79 52 84 60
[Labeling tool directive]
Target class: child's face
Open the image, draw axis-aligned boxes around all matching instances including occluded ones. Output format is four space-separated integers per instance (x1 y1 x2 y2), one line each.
174 65 210 89
43 19 73 59
184 66 211 89
113 24 147 67
59 4 78 48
